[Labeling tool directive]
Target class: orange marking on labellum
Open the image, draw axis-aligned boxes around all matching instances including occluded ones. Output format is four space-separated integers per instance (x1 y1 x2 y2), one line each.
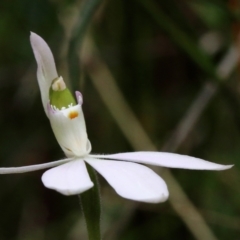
68 111 79 119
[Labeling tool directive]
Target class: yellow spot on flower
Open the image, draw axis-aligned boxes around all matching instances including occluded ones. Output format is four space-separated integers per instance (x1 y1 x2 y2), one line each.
68 111 79 119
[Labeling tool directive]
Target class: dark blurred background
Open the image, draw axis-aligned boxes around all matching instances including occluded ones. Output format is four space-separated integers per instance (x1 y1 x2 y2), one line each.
0 0 239 239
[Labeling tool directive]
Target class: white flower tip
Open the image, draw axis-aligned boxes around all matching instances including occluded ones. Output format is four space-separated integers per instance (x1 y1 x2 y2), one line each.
217 164 234 170
159 192 169 202
144 192 169 204
30 32 45 49
30 32 50 50
42 172 94 196
30 31 58 80
114 187 169 203
30 31 37 38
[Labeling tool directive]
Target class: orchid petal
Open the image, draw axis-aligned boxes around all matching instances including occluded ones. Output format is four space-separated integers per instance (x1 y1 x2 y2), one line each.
48 102 91 157
85 157 168 203
0 158 72 174
90 152 233 170
42 159 93 195
30 32 58 115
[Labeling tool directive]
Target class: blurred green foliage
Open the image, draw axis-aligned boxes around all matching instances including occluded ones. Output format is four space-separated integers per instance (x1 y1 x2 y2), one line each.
0 0 239 239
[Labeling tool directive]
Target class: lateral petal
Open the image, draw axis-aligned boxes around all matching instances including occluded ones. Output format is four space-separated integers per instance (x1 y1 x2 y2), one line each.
30 32 58 115
0 158 71 174
90 152 233 170
42 159 93 195
85 157 168 203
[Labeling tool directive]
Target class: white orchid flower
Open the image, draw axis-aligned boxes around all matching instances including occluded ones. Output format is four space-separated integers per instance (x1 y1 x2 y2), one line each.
0 33 233 203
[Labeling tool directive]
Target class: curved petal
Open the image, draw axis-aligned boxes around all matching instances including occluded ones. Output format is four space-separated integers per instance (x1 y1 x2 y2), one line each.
85 157 168 203
90 152 233 170
30 32 58 115
42 159 93 195
0 158 72 174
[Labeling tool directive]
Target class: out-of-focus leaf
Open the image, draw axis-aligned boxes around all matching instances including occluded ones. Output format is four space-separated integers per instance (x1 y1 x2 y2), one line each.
190 1 230 29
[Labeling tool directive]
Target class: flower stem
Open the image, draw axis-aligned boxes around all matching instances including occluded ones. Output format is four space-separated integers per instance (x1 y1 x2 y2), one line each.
80 164 101 240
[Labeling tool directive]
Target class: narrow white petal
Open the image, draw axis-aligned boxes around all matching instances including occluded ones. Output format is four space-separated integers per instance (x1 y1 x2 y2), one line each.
85 157 168 203
0 158 72 174
30 32 58 115
42 159 93 195
48 102 91 157
90 152 233 170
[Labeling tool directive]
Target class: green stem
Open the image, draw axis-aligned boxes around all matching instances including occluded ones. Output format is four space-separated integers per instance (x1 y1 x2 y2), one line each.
68 2 102 236
68 0 101 90
80 164 101 240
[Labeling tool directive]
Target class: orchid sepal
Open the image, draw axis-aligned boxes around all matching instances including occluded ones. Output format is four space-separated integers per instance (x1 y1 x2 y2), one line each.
30 32 58 116
89 152 233 171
